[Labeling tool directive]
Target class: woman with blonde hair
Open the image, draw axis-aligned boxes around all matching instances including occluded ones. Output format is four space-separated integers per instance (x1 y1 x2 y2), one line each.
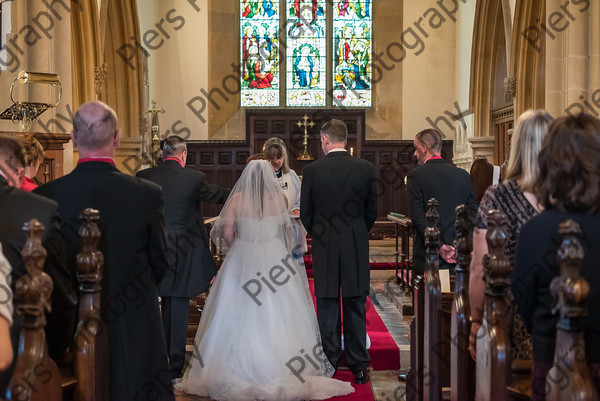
468 109 554 364
18 134 45 192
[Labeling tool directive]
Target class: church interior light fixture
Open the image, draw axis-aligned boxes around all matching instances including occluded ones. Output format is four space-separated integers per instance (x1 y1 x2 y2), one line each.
0 71 62 131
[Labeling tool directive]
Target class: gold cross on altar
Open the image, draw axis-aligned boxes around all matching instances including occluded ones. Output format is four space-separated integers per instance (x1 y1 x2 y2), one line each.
145 100 165 165
297 114 315 161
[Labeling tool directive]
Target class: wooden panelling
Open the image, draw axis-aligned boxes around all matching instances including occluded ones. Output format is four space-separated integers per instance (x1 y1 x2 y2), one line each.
186 140 250 219
187 116 454 220
361 140 454 217
247 109 365 175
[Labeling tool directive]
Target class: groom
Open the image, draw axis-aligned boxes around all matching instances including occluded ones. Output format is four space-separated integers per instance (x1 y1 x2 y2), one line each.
300 119 378 384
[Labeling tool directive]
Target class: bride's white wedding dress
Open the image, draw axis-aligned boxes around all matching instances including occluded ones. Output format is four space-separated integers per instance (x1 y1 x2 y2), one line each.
175 215 354 401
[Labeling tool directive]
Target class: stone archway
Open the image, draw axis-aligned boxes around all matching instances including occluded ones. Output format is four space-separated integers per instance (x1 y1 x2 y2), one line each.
511 0 546 116
469 0 514 164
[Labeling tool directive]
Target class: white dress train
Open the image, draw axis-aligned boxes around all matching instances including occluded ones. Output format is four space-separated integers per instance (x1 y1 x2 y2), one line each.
175 216 354 401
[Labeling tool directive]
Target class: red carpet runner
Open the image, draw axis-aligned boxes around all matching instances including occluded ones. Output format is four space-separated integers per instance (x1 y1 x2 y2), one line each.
307 280 401 371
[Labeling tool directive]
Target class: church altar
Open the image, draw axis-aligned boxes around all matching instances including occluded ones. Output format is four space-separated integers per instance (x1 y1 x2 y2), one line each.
186 110 454 220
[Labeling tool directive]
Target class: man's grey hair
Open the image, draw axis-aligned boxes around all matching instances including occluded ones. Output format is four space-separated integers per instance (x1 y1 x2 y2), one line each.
162 135 187 158
72 101 118 150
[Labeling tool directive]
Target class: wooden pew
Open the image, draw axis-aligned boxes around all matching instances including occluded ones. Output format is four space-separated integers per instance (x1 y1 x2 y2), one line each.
407 198 455 401
419 199 455 400
423 198 443 401
72 209 108 401
6 211 109 401
546 220 598 401
407 275 425 401
6 219 62 401
450 205 475 401
476 210 512 401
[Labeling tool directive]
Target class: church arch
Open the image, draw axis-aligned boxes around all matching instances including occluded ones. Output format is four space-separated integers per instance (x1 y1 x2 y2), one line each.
510 0 546 116
469 0 514 164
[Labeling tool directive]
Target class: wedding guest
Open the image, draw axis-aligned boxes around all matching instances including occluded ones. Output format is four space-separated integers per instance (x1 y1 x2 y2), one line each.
0 135 76 392
406 128 478 275
468 110 554 362
513 113 600 400
35 101 174 401
17 134 45 192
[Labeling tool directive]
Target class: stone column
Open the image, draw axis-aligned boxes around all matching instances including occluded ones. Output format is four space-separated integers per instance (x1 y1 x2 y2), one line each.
468 136 494 161
546 0 600 116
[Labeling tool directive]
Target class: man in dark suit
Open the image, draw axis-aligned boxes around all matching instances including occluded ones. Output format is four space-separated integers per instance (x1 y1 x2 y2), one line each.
34 101 174 401
0 136 77 393
136 135 229 379
300 119 377 384
406 128 478 276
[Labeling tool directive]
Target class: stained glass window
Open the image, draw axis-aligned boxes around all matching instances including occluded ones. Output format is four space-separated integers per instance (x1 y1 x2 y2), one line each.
240 0 280 107
332 1 372 107
285 0 326 107
239 0 373 108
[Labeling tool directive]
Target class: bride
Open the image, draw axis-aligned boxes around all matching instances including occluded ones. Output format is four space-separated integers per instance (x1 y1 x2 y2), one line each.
175 160 354 401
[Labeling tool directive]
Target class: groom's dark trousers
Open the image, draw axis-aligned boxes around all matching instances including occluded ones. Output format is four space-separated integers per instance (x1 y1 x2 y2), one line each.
316 295 369 370
137 159 230 378
301 150 378 374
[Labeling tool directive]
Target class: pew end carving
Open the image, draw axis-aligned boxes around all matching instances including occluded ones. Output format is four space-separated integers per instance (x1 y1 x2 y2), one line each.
450 204 475 401
407 275 425 401
546 220 598 401
476 210 511 401
73 209 109 401
423 198 444 401
6 219 62 401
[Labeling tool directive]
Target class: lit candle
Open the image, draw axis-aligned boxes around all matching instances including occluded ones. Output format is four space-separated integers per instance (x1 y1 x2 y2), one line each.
350 147 354 156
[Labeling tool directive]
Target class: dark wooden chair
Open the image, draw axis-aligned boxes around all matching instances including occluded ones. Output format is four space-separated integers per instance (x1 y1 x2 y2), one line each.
469 156 495 203
546 220 598 401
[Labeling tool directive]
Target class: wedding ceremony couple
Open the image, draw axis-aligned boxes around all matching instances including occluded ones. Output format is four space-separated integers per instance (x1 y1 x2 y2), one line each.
174 119 378 400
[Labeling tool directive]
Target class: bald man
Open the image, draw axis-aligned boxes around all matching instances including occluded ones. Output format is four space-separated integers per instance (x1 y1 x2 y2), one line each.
406 128 478 276
35 101 174 401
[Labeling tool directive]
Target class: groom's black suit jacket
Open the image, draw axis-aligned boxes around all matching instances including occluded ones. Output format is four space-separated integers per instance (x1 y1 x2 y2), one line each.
35 161 174 401
301 151 378 298
136 160 230 297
